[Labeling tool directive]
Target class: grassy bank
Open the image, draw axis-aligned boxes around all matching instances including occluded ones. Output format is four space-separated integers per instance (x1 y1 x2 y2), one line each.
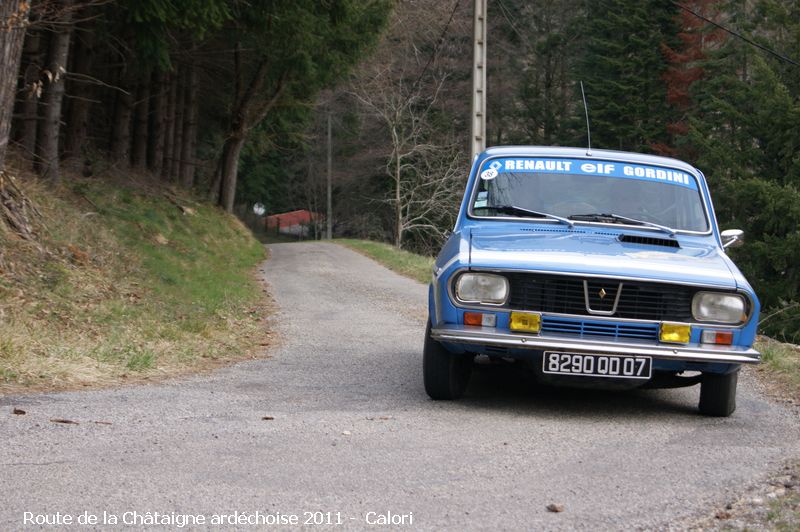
337 239 434 284
0 168 267 393
756 337 800 399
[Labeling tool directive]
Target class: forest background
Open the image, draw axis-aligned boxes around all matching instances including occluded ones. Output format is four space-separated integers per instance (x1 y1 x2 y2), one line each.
0 0 799 340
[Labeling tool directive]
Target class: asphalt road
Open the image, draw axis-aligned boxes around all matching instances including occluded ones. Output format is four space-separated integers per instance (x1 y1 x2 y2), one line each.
2 241 800 531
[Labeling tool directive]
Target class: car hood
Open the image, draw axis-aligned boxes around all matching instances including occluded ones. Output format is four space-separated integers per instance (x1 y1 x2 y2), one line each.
468 228 739 288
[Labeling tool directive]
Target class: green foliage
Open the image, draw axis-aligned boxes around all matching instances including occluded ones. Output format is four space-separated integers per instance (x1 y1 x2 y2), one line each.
574 0 679 151
231 0 392 206
235 97 316 210
109 0 231 68
228 0 390 93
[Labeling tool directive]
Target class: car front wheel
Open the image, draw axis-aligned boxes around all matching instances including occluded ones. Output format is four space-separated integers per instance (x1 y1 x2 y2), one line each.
423 321 472 400
698 369 739 417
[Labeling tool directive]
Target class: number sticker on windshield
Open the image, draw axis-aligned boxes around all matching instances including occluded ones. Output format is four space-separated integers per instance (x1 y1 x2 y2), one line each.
480 168 497 180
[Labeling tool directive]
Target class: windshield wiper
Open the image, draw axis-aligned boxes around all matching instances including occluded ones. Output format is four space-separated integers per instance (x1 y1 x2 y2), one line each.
487 205 574 227
569 213 676 235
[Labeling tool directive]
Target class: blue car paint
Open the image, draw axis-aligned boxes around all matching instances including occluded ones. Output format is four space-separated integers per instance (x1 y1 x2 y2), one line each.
429 146 760 379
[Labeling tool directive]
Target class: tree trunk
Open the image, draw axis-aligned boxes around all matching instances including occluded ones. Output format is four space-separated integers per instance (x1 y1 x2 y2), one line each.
179 61 198 188
110 81 134 164
147 70 166 174
131 79 149 168
16 28 43 160
212 51 287 212
215 80 286 212
35 0 74 181
161 71 177 180
0 0 31 171
63 22 95 160
208 156 223 203
220 135 245 213
170 65 185 179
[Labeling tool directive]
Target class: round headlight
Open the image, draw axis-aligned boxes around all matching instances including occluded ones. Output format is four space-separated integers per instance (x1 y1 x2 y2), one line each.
691 292 746 324
455 273 509 305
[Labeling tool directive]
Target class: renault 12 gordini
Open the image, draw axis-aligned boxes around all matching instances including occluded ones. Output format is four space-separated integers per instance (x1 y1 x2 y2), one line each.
424 146 759 416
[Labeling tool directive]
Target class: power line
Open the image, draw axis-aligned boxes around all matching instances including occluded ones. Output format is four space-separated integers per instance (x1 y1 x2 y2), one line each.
673 1 799 67
496 0 529 49
410 0 462 92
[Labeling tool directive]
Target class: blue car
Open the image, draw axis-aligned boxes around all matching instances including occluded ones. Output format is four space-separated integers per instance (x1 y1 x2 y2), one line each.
425 146 760 416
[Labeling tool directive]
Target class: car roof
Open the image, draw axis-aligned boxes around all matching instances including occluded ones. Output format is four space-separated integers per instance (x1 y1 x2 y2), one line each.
481 146 701 176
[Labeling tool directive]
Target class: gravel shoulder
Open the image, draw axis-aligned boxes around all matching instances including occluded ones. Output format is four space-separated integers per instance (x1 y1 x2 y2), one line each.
1 241 799 531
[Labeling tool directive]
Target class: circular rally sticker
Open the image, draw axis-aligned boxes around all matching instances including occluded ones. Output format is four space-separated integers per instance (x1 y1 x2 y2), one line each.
480 168 498 180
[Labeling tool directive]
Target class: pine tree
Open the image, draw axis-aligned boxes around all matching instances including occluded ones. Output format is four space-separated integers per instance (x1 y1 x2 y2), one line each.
486 0 584 146
574 0 679 152
657 0 725 158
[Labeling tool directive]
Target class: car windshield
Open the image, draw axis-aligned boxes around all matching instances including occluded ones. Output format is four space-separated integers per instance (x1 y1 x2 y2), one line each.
471 157 709 232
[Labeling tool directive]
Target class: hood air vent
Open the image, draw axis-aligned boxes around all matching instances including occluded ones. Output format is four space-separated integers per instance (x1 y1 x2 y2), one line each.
619 234 680 248
520 228 620 237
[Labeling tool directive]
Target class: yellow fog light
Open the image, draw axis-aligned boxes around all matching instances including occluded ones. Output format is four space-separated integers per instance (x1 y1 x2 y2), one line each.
660 322 691 344
510 312 541 333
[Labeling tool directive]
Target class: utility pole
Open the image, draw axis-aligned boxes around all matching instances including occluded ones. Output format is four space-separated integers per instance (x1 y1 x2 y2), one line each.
470 0 488 161
326 111 332 240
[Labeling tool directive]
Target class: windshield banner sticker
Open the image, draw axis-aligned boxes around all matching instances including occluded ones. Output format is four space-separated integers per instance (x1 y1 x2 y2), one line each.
481 158 698 190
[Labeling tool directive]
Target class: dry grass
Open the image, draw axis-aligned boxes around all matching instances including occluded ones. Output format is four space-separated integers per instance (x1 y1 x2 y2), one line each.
756 336 800 399
337 238 434 284
0 159 269 394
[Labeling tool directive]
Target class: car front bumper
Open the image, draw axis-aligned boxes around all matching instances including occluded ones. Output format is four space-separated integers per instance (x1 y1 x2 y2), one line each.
431 325 761 365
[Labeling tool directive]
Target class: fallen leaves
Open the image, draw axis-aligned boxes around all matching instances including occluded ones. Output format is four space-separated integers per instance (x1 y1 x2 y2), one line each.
262 416 274 421
50 418 79 425
66 244 90 266
546 503 565 513
13 407 114 426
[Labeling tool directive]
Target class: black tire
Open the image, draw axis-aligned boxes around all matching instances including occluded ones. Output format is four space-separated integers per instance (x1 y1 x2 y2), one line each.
423 321 472 400
698 369 739 417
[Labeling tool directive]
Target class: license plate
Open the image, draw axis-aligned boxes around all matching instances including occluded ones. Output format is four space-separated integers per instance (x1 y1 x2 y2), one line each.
542 351 652 379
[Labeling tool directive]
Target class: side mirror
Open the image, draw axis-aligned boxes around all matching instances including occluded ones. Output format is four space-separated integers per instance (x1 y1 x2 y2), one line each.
721 229 744 249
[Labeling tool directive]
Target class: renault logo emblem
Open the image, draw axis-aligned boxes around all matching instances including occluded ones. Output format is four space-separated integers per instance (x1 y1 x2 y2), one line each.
584 281 624 316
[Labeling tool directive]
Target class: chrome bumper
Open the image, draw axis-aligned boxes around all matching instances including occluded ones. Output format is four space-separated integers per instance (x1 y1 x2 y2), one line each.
431 325 761 365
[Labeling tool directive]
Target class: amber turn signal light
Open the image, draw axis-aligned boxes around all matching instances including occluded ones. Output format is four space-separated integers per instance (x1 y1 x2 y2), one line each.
660 322 691 344
701 330 733 345
464 312 497 327
510 312 541 333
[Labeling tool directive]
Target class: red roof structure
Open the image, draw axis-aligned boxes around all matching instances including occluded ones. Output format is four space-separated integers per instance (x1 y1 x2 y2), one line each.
265 210 321 229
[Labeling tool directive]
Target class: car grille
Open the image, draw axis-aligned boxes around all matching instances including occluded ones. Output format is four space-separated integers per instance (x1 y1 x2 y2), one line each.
542 316 659 341
504 272 695 322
